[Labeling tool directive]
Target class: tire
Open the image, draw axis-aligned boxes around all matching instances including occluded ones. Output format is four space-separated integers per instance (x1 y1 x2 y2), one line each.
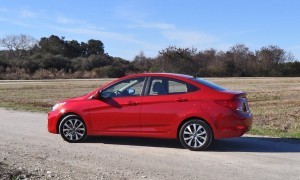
179 119 213 151
59 115 87 143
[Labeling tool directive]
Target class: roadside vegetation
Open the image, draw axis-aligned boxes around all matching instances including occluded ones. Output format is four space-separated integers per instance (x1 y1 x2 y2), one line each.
0 77 299 138
0 34 299 79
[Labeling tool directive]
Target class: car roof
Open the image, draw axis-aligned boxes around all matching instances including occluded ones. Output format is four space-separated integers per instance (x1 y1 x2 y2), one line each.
95 73 196 94
125 73 194 79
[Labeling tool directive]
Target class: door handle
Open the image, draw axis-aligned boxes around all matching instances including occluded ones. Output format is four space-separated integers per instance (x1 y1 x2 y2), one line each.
175 98 188 102
127 101 138 105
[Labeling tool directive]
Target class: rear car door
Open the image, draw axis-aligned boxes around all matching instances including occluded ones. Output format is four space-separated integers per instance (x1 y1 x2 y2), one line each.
140 77 198 134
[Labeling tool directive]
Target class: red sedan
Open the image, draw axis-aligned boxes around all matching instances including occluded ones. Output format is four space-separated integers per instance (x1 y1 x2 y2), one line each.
48 73 252 150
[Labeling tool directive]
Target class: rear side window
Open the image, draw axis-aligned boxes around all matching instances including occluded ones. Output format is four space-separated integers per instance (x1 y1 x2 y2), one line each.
148 77 199 95
192 78 226 91
169 80 187 94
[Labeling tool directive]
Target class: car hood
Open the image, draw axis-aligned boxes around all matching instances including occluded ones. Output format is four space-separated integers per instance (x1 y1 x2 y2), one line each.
57 88 100 104
60 95 87 103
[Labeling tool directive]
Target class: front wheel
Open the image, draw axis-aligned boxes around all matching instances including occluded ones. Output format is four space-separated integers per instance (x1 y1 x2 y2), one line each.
59 115 87 143
179 119 213 151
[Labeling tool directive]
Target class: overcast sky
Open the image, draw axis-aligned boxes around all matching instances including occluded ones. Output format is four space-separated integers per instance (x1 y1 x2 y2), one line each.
1 0 300 60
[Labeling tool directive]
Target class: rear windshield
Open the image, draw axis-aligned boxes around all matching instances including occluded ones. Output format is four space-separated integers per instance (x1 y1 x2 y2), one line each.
191 78 227 91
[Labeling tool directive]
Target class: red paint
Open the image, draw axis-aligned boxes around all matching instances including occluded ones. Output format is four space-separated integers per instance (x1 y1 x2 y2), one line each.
48 73 253 140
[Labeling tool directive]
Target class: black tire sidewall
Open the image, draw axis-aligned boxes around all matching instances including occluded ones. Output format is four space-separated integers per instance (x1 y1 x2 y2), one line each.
179 119 213 151
59 115 87 143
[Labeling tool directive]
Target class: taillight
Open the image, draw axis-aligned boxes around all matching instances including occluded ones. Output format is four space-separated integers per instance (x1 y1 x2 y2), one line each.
238 97 250 114
216 97 250 114
216 100 240 110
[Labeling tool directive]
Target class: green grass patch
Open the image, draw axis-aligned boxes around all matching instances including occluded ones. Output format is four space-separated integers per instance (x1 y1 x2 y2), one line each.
249 128 300 139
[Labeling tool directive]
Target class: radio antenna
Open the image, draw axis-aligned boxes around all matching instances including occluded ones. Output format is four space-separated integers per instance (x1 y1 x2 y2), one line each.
193 69 201 78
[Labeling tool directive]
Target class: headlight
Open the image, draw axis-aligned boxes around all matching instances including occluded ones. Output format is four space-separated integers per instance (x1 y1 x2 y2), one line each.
51 102 66 111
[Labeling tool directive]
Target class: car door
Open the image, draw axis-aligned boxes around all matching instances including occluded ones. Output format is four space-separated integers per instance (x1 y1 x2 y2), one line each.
140 77 198 133
89 77 146 133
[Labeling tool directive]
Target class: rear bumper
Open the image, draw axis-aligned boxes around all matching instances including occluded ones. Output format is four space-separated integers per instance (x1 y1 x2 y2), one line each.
213 113 253 139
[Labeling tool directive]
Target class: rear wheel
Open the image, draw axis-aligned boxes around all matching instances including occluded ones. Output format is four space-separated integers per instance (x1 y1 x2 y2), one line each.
179 119 213 151
59 115 87 143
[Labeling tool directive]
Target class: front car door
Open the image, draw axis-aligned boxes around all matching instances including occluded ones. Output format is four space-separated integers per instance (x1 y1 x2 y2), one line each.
89 77 146 133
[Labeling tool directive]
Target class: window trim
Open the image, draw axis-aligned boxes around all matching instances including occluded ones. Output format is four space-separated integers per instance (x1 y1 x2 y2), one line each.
145 76 199 96
101 76 147 98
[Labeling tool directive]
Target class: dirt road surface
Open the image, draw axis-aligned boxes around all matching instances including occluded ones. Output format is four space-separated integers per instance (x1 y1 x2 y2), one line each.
0 108 299 179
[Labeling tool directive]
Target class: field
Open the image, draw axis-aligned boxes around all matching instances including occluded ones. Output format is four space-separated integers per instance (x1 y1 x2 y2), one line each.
0 77 299 138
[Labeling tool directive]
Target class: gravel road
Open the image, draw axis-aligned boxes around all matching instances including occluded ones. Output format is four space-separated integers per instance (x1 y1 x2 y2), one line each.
0 108 299 179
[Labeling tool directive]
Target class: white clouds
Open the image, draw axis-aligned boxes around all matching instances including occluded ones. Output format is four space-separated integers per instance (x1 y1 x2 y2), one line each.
0 17 33 27
113 5 218 50
19 10 39 19
56 16 86 25
112 7 221 57
0 8 44 27
146 22 175 30
53 27 138 43
53 26 163 60
113 2 174 31
109 1 221 55
55 16 101 31
0 6 221 60
161 30 216 48
113 2 149 22
127 21 175 30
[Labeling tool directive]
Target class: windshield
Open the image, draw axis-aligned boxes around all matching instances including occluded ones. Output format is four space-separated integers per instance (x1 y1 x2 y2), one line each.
191 78 227 91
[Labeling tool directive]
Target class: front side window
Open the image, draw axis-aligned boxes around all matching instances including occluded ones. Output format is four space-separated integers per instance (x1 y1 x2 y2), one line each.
102 77 145 98
149 77 199 95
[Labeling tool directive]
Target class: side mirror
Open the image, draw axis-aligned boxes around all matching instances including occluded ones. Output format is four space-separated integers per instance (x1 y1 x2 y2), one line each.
98 90 111 99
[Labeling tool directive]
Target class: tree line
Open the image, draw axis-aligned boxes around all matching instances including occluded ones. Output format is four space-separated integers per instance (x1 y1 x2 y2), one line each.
0 34 299 79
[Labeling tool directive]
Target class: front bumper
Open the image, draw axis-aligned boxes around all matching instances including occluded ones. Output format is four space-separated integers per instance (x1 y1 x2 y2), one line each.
48 110 61 134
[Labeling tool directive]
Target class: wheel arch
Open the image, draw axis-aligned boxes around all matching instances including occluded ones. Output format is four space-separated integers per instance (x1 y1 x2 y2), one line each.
177 116 214 139
56 112 84 134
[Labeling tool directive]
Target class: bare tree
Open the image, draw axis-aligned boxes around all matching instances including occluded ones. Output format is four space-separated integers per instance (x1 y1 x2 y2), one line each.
0 34 37 58
256 45 290 75
156 46 198 74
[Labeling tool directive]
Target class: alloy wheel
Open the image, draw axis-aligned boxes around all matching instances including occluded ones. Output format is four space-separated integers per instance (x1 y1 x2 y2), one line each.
60 115 87 143
183 123 207 148
179 119 213 151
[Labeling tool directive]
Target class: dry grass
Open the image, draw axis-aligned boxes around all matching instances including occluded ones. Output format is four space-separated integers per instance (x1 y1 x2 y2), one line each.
0 77 299 138
209 77 300 138
0 79 112 112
